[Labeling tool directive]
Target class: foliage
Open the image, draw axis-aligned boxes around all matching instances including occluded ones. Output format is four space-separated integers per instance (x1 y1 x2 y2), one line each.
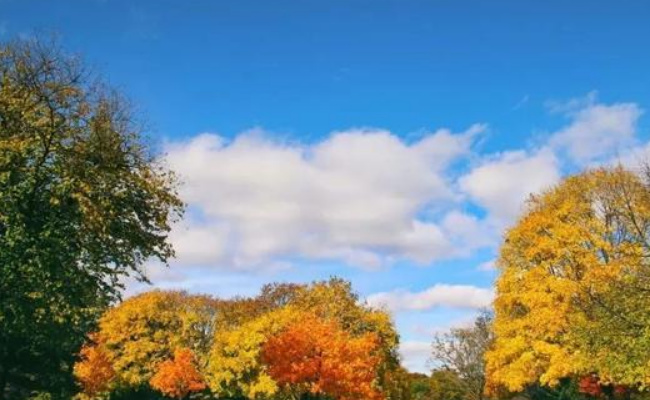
149 348 206 399
428 369 469 400
206 278 399 400
0 37 183 399
431 311 493 400
292 278 401 395
206 306 300 399
521 379 582 400
486 166 650 394
76 291 217 394
73 334 115 397
262 313 383 400
74 279 398 400
381 368 416 400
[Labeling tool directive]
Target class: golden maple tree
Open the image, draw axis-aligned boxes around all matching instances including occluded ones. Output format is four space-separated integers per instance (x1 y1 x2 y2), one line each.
150 348 207 399
486 166 650 394
262 313 383 400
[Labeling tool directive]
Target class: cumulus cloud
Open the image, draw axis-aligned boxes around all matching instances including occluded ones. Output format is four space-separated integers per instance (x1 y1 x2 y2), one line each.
458 94 643 227
153 93 644 273
366 284 494 312
548 92 643 164
164 125 487 269
459 148 561 225
399 341 432 373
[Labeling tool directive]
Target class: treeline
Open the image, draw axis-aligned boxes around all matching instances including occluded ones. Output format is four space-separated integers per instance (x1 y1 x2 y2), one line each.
74 283 497 400
73 278 403 400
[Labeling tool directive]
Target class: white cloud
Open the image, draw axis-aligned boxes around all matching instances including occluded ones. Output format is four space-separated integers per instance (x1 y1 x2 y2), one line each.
549 92 643 164
399 341 432 373
477 259 496 271
367 284 494 312
459 148 560 225
411 314 478 337
459 94 643 228
153 93 645 275
164 125 487 269
169 223 230 266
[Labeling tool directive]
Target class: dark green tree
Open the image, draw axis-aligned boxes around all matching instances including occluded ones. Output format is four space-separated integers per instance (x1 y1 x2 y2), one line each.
0 37 183 399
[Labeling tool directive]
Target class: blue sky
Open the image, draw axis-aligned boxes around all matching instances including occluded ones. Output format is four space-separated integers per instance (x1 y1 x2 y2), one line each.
4 0 650 372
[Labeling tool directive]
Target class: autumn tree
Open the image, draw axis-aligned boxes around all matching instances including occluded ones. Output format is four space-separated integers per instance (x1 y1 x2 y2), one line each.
206 306 302 399
486 166 650 395
0 38 183 399
292 278 402 394
73 279 401 400
73 334 115 398
150 348 207 399
206 278 400 400
430 311 493 400
261 313 383 400
73 291 217 397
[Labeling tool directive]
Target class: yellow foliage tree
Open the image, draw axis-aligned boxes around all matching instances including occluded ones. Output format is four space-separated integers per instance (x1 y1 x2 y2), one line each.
74 290 218 394
206 306 301 399
486 166 650 394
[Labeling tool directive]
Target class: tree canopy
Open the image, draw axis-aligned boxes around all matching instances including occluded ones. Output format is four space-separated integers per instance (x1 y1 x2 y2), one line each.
0 38 183 399
73 279 401 400
486 166 650 395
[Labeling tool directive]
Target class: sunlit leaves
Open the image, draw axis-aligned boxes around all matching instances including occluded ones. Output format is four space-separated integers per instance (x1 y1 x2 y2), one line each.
262 313 383 400
206 306 300 399
74 279 399 400
150 348 207 399
73 334 115 397
486 166 650 394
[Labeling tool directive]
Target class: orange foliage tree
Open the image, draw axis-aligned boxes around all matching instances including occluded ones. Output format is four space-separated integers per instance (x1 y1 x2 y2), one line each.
578 374 629 399
262 313 383 400
150 348 207 399
73 334 115 397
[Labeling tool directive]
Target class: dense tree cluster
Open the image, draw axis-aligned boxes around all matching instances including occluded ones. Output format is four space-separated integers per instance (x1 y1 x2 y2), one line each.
73 279 401 400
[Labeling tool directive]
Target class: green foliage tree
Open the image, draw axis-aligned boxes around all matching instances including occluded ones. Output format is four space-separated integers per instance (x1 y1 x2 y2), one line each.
428 370 468 400
0 38 183 399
